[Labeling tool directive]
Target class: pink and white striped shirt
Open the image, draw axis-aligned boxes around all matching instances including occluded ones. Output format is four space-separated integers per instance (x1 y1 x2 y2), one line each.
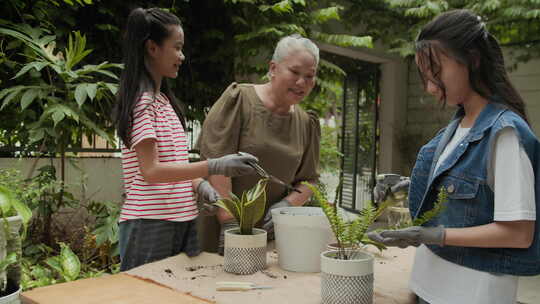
120 92 197 222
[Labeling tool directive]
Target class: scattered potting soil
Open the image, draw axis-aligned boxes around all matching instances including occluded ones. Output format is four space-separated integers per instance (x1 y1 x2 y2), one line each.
185 264 223 272
187 275 210 280
260 269 278 279
164 268 175 278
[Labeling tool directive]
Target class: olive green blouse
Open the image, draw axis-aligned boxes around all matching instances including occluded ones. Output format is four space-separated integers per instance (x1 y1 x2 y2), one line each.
196 82 320 205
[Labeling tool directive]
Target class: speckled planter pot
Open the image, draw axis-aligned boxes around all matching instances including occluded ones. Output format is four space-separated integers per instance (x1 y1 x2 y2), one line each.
224 228 267 275
321 250 374 304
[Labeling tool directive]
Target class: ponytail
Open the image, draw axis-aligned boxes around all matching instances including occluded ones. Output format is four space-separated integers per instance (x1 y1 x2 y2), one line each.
114 7 187 148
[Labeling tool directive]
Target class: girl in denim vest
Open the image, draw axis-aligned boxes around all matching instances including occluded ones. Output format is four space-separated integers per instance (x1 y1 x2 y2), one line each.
368 9 539 304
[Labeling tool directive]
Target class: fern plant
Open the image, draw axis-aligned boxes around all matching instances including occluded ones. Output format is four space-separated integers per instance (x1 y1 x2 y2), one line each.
304 182 391 260
397 186 448 228
215 179 268 235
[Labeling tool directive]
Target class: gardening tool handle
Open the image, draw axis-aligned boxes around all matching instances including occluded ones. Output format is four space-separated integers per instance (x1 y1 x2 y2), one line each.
216 286 252 291
216 281 271 291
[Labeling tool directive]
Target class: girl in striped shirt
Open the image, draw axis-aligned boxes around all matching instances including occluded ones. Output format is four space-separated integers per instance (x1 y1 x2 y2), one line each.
113 7 258 271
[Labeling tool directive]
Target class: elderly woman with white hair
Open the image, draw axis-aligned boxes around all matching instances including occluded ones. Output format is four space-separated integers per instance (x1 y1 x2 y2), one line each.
196 34 321 254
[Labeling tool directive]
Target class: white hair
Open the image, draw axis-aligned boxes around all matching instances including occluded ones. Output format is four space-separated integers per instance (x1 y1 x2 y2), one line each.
271 34 319 66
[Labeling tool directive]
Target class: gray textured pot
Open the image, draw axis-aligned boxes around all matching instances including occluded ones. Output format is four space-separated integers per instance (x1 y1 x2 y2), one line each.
321 250 374 304
224 228 267 275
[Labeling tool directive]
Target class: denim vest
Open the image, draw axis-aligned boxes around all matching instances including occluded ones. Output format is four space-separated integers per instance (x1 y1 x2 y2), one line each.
408 101 540 276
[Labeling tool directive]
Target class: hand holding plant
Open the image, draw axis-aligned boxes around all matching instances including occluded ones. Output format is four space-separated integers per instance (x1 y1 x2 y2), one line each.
367 188 448 248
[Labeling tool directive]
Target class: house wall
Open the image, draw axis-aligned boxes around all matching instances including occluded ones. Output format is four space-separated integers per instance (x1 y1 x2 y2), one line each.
0 157 124 203
401 55 540 174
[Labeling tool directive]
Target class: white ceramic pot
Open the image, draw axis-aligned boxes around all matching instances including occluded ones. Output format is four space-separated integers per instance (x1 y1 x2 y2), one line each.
320 250 374 304
272 207 332 272
0 284 21 304
0 216 22 295
223 228 267 275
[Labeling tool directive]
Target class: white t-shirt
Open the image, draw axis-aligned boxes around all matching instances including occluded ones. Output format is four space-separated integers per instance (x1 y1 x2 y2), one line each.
410 126 536 304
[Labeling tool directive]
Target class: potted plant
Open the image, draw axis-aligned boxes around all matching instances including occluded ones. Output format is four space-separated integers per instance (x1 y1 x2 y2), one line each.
0 185 32 303
307 181 448 304
215 179 268 275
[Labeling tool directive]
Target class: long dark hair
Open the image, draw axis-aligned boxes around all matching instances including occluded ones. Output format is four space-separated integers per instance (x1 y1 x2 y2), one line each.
415 9 528 124
114 7 187 148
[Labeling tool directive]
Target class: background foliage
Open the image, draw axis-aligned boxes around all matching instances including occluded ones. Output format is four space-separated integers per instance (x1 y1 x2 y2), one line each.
377 0 540 62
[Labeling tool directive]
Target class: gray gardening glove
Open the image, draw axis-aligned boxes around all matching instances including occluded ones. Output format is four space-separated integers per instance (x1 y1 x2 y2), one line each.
207 152 258 177
218 220 239 256
366 226 446 248
195 180 219 216
262 199 292 240
390 178 410 194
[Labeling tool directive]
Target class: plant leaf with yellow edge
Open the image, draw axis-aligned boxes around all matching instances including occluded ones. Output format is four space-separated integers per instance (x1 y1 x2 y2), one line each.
241 179 267 234
214 198 241 222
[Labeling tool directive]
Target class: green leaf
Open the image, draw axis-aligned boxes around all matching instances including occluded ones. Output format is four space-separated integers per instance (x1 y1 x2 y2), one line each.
60 243 80 281
12 61 49 79
86 83 97 100
29 129 45 143
45 256 63 275
260 1 294 14
77 111 111 141
319 59 346 76
104 83 118 95
311 32 373 48
9 198 32 238
92 69 119 80
272 1 293 14
0 252 17 272
76 63 121 80
215 198 241 221
1 90 22 110
311 7 342 23
0 86 23 100
241 179 267 234
0 86 25 110
51 110 66 126
75 84 87 106
21 89 39 110
65 31 92 70
290 0 305 5
0 28 50 61
235 26 284 41
42 104 80 125
0 186 14 217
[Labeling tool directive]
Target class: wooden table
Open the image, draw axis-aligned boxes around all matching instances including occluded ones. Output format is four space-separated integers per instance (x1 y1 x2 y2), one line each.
22 247 416 304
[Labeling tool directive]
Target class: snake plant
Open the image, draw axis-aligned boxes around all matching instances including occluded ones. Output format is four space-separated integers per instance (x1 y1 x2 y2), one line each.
215 179 268 235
